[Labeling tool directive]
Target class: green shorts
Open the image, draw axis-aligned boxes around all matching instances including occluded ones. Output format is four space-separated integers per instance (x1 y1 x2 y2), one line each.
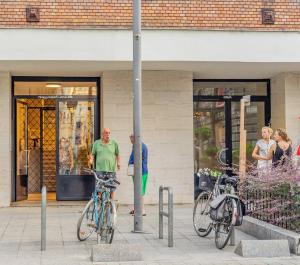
132 173 148 196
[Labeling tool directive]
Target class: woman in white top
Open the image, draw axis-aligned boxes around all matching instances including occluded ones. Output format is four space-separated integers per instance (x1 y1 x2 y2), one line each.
252 127 276 169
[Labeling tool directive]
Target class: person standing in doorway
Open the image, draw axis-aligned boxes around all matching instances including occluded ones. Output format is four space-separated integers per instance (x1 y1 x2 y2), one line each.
128 134 148 216
252 127 276 169
89 128 120 199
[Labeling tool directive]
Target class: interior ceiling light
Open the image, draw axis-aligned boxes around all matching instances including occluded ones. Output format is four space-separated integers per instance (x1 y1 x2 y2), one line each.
46 83 62 88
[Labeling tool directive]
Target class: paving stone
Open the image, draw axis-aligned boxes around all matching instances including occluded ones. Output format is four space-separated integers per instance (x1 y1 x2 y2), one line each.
0 205 299 265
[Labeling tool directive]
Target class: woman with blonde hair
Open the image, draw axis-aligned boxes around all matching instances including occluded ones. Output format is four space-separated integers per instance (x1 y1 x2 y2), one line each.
258 128 292 167
252 126 276 169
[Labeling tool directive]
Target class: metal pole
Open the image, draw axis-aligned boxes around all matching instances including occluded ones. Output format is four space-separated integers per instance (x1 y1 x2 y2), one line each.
159 186 163 239
168 188 173 247
230 227 235 246
133 0 143 232
41 186 46 251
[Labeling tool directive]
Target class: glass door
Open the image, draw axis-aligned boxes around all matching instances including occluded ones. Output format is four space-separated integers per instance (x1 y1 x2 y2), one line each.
16 100 28 201
194 100 226 172
193 80 270 198
231 101 266 166
56 99 96 200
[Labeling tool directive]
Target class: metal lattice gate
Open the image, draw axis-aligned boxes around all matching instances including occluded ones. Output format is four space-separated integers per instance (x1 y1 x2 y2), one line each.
28 108 41 193
26 99 56 193
42 109 56 192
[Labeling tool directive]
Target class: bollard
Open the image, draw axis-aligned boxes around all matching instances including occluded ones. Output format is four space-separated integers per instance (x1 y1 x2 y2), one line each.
158 186 173 247
230 227 235 246
167 188 173 247
41 186 47 251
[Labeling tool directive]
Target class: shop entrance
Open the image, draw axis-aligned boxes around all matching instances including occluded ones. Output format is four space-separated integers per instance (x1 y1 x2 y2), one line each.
193 80 271 198
16 99 56 201
13 77 100 202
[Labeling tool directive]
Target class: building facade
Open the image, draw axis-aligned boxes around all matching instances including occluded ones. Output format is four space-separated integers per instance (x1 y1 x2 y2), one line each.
0 1 300 206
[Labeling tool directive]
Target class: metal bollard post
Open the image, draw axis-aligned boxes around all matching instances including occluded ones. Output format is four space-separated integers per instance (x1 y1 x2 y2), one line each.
158 186 173 247
168 188 173 247
159 186 163 239
230 227 235 246
41 186 47 251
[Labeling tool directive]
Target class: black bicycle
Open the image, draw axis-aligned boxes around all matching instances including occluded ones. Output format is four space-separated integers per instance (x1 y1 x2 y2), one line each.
193 149 243 249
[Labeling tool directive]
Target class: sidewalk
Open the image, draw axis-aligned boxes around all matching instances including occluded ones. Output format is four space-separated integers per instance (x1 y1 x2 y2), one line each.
0 204 299 265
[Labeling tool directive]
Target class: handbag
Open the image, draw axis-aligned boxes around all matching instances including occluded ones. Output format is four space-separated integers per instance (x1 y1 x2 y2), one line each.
127 164 134 176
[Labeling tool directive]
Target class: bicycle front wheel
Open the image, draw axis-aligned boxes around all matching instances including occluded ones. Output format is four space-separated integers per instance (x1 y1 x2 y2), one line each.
193 191 213 237
77 199 96 241
100 201 116 244
215 198 235 249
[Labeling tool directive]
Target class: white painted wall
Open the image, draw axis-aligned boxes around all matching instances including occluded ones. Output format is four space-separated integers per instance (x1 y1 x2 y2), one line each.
102 71 194 204
0 72 11 207
2 29 300 63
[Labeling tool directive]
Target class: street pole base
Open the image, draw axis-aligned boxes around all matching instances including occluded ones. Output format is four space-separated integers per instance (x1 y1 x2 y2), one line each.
131 229 144 234
131 230 152 234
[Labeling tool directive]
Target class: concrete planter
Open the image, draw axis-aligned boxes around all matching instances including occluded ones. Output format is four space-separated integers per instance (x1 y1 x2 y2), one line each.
238 216 300 255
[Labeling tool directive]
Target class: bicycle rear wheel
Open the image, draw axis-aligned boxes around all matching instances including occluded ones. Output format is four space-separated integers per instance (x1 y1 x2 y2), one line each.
215 198 235 249
100 201 116 244
193 191 213 237
77 199 96 241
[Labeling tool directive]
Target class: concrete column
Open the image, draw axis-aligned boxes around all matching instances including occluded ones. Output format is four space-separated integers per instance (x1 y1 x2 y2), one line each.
271 73 286 130
284 74 300 143
271 73 300 144
0 72 11 207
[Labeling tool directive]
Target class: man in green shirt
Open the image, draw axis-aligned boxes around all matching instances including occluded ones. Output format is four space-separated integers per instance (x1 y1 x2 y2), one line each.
90 128 120 198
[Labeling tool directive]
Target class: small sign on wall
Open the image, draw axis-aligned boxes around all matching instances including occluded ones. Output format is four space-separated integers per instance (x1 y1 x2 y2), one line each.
26 7 40 23
261 8 275 25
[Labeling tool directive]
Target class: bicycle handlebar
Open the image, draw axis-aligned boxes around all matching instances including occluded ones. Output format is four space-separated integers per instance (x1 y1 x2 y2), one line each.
81 168 121 186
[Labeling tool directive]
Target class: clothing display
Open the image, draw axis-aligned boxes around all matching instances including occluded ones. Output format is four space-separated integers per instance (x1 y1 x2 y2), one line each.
59 101 94 175
59 137 73 175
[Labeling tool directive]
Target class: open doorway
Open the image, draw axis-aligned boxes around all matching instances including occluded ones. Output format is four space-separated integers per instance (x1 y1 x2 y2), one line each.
16 99 56 201
13 77 100 202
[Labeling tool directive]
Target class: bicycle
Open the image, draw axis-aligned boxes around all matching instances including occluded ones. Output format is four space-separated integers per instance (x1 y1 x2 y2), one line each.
77 168 120 244
193 149 243 249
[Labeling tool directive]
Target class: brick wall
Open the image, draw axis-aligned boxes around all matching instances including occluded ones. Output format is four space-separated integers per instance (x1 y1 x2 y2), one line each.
0 0 300 31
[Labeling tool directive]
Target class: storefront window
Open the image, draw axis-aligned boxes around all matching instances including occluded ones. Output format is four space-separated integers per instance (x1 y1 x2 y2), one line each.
58 101 95 175
14 82 97 96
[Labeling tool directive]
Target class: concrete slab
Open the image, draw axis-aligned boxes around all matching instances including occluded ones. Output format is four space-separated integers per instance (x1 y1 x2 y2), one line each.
235 240 290 258
91 243 142 262
0 205 299 265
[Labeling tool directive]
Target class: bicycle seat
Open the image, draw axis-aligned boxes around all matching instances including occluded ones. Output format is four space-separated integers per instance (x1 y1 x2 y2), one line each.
225 176 237 185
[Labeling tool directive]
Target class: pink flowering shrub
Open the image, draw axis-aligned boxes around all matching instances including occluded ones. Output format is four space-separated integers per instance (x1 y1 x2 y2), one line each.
237 154 300 233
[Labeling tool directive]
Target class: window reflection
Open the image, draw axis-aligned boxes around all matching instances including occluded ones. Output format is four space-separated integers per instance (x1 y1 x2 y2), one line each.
193 82 267 96
59 101 94 175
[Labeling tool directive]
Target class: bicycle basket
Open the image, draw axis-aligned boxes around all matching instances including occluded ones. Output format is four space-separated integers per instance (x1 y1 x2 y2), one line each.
198 173 214 191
